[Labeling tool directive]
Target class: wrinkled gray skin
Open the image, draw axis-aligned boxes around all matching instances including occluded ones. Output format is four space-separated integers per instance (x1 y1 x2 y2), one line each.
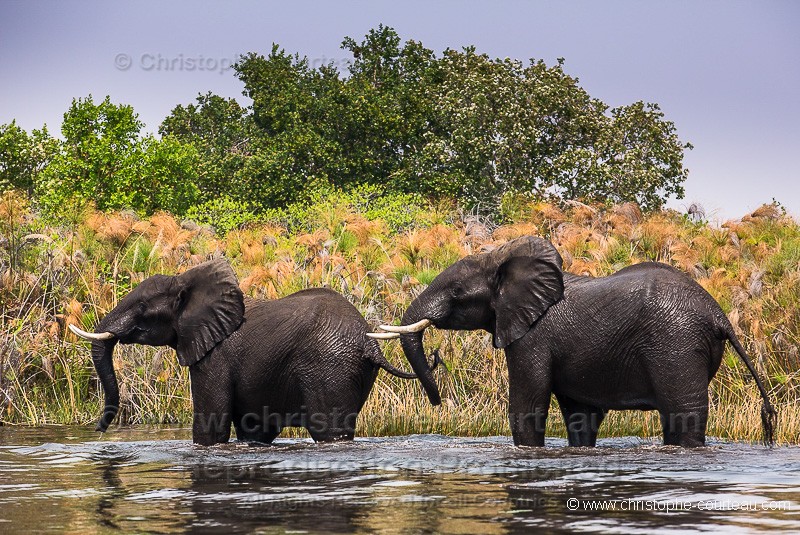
397 236 776 448
88 259 416 446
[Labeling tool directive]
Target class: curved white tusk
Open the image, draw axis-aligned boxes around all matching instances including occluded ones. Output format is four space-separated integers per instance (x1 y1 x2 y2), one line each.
69 324 115 341
378 318 431 334
367 332 401 340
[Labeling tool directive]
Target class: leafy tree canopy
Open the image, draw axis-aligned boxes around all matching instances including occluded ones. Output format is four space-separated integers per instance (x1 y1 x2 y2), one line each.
36 95 199 219
173 24 689 213
0 121 57 195
9 26 691 223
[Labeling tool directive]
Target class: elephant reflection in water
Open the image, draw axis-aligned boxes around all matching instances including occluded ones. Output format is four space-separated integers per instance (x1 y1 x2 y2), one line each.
186 464 363 531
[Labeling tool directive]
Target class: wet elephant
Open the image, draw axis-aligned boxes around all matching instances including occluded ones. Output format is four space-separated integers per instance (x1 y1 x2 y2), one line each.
372 236 776 448
72 259 417 445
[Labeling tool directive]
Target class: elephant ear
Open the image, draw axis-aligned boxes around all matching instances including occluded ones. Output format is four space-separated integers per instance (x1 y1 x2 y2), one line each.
172 258 245 366
490 236 564 349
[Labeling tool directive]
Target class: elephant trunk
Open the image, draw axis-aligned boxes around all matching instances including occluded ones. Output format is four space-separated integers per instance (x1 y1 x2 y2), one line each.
91 339 120 432
399 303 442 406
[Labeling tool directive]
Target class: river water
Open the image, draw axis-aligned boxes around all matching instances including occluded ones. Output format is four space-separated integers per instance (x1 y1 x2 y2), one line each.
0 427 798 533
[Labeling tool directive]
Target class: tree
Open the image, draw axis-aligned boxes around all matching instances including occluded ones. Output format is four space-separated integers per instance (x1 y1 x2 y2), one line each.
600 102 690 211
230 27 443 208
37 95 200 218
0 121 57 195
8 28 693 217
224 26 690 213
398 48 536 202
340 25 441 191
233 47 342 209
160 92 250 203
36 95 144 215
400 49 691 211
137 135 200 215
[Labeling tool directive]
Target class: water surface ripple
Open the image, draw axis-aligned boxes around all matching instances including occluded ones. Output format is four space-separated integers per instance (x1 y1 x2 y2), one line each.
1 427 798 533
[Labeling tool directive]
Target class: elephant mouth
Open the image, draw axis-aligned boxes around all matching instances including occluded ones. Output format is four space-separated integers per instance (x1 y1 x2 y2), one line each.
117 326 151 344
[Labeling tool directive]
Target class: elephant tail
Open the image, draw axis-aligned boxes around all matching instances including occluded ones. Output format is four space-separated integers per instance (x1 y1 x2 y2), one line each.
723 325 777 447
365 340 442 380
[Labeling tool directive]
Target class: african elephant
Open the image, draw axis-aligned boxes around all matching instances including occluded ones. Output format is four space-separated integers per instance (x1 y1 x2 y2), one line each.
70 258 417 445
371 236 776 448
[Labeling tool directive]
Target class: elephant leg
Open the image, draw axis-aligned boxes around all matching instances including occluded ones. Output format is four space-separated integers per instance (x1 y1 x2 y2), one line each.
190 388 232 446
235 425 282 445
233 410 282 445
300 367 365 442
192 413 231 446
507 350 552 447
556 394 606 447
659 403 708 447
310 423 355 442
303 391 359 442
189 363 233 446
650 357 711 447
306 406 358 442
508 393 549 447
507 384 550 447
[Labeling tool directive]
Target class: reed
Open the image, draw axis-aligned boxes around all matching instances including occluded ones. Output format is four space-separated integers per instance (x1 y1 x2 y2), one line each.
1 193 798 444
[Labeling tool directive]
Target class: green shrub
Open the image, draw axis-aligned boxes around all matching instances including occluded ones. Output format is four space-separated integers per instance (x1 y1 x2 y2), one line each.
264 183 433 234
184 195 262 234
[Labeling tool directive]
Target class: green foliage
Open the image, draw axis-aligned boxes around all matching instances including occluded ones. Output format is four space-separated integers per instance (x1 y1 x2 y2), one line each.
184 195 261 234
415 268 442 286
334 230 360 257
209 26 690 216
340 184 434 231
36 95 143 216
159 92 250 203
399 52 690 211
606 241 634 268
138 135 200 215
13 27 691 220
231 47 343 210
35 96 200 220
263 183 432 233
0 121 57 194
121 237 157 274
765 239 800 284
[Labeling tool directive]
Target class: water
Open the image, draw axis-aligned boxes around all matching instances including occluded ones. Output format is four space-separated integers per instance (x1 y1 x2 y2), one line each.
0 427 799 533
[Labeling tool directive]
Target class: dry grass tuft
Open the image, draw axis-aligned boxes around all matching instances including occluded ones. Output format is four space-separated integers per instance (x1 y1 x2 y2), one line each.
240 265 279 299
85 211 137 245
564 199 599 226
493 222 540 242
346 215 387 246
744 202 782 222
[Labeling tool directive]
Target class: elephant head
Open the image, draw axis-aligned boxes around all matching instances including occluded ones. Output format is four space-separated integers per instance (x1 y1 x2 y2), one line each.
70 259 244 431
372 236 564 405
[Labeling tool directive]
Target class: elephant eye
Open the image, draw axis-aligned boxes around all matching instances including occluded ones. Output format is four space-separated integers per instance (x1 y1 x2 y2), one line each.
451 283 465 298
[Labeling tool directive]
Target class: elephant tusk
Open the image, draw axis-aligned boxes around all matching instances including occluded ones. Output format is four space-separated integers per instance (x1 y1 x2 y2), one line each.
378 319 431 334
367 332 401 340
69 324 115 341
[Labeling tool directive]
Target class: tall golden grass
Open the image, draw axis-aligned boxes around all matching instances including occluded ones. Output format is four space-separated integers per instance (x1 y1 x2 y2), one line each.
1 190 798 443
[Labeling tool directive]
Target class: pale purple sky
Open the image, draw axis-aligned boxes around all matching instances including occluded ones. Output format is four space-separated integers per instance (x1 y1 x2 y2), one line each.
1 0 798 220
